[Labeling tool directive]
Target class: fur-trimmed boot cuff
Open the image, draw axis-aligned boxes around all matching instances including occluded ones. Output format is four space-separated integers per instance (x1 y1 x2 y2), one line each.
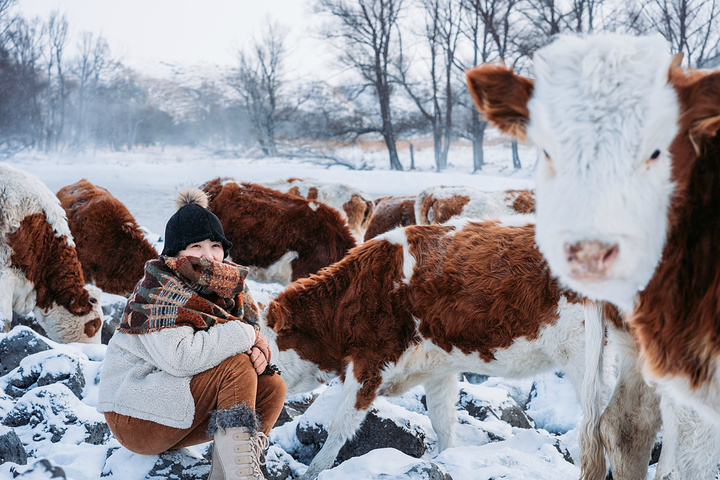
206 403 261 438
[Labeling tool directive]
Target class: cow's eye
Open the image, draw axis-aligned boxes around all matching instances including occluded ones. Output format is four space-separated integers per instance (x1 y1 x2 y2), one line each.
649 149 661 160
543 149 551 160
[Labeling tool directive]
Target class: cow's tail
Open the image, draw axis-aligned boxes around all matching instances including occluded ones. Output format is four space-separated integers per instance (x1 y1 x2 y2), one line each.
578 298 607 480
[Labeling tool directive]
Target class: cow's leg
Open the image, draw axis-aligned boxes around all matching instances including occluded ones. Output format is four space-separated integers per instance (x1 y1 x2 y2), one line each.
302 368 371 480
600 326 660 480
423 374 458 452
654 394 720 480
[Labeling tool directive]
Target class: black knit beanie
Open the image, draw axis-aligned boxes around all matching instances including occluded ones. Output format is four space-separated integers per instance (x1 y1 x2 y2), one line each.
161 187 232 257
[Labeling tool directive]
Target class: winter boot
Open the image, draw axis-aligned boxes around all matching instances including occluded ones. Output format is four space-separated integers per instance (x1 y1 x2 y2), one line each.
207 404 268 480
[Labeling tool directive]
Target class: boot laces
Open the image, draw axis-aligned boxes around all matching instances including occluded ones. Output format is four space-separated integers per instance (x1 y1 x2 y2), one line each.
248 431 269 477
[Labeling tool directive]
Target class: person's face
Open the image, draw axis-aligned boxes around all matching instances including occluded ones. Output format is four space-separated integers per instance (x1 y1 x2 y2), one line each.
177 239 224 262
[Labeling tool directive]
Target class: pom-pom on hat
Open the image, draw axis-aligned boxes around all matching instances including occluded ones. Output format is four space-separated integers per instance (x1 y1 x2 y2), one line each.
161 187 232 257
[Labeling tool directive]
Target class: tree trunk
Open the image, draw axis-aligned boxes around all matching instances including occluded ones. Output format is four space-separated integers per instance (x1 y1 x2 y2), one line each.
410 143 415 170
512 138 521 169
440 110 451 171
384 130 403 171
379 82 402 171
434 126 444 171
472 113 486 172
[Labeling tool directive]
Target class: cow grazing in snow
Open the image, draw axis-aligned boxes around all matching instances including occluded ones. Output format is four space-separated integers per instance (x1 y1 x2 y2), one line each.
0 164 104 343
466 33 720 477
202 177 356 284
363 195 416 241
415 185 535 225
264 216 666 480
57 179 158 297
259 177 375 243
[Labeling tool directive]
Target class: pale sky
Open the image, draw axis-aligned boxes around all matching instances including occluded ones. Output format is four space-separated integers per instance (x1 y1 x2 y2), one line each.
15 0 329 74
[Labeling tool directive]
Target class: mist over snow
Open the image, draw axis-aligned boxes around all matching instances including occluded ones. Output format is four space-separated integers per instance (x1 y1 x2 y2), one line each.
8 140 534 237
0 142 658 480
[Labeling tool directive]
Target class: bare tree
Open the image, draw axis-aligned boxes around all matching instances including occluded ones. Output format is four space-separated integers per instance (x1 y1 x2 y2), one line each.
398 0 462 171
635 0 720 68
316 0 405 170
567 0 603 32
515 0 610 56
41 11 69 151
458 0 521 171
71 32 112 148
229 20 290 155
93 70 148 150
3 15 43 148
0 0 17 45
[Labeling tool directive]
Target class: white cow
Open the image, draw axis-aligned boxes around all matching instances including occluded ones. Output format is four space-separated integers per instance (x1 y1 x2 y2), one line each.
465 32 720 479
0 163 103 343
415 185 534 225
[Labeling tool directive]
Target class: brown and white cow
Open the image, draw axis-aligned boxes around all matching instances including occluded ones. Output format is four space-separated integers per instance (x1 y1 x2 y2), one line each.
466 33 720 477
363 195 416 241
57 179 158 297
264 216 663 480
259 177 375 243
0 164 103 343
202 177 356 284
415 185 535 225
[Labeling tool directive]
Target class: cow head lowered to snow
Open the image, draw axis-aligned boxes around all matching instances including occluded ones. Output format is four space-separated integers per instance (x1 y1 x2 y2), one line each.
466 33 720 418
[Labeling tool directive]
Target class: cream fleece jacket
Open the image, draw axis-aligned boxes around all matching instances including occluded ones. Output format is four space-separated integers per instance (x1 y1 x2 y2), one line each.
97 320 256 429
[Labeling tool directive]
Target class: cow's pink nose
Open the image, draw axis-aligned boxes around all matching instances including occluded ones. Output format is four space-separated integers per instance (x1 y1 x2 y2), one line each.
564 240 619 281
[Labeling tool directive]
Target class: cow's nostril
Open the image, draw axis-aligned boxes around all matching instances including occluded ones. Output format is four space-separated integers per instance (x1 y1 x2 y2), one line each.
564 240 619 281
564 243 580 262
603 244 619 264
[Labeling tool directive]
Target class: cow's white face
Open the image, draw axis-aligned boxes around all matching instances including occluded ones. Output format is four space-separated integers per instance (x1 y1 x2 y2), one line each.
527 35 679 312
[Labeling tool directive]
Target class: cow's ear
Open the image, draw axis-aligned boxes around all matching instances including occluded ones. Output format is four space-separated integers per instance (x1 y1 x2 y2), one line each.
674 69 720 154
465 64 534 140
690 114 720 154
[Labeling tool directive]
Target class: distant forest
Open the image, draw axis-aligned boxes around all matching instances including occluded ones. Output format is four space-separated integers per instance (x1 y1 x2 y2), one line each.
0 0 718 171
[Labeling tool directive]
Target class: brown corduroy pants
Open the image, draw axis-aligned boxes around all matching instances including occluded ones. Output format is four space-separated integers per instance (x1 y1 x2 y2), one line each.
104 353 287 455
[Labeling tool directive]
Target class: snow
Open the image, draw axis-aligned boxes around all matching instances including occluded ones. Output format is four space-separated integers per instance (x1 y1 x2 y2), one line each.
0 142 658 479
6 141 534 237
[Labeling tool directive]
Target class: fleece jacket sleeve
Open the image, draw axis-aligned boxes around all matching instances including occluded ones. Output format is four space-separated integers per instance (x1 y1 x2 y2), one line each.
139 321 257 377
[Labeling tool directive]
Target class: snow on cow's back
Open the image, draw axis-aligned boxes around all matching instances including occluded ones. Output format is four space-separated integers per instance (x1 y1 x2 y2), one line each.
0 163 73 247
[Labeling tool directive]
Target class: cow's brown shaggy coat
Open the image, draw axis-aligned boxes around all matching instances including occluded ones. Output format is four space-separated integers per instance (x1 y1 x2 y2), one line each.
7 212 102 338
57 179 158 296
202 178 356 282
363 195 416 241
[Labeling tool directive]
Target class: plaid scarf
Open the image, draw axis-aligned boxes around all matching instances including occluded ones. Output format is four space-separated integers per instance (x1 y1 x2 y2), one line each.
119 255 260 334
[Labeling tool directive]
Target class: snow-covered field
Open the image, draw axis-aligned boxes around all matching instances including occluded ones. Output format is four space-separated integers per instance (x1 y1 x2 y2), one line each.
5 141 534 237
0 142 659 480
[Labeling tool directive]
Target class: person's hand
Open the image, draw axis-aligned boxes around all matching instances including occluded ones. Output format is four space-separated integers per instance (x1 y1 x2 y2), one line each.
247 331 271 374
253 331 271 363
248 346 268 374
